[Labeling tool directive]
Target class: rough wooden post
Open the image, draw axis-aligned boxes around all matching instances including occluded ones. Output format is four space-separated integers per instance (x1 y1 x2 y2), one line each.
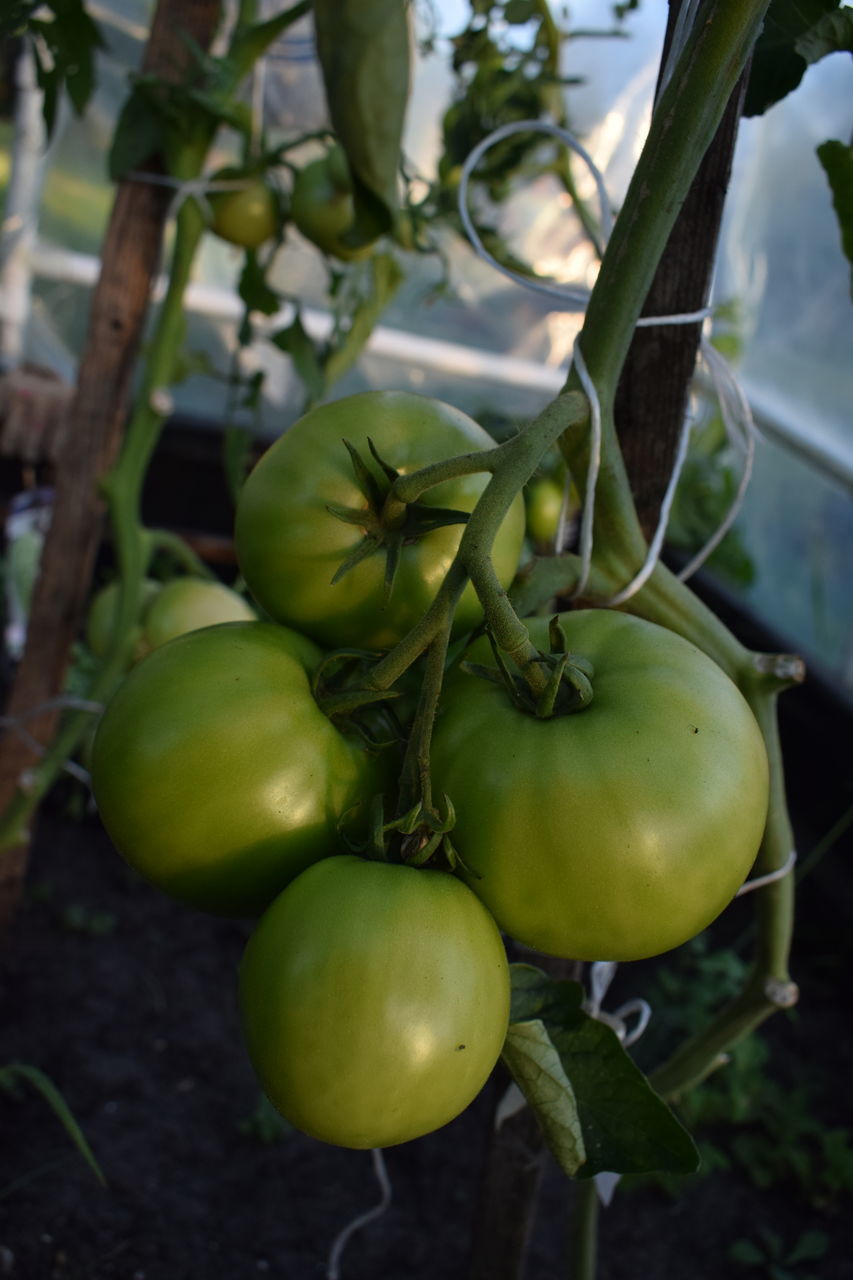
0 0 222 936
613 6 750 536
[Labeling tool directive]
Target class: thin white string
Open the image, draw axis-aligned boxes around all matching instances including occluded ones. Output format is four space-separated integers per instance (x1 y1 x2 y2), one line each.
457 120 614 311
570 344 601 598
456 116 754 603
735 848 797 897
605 412 693 606
676 337 757 582
326 1147 393 1280
0 696 103 789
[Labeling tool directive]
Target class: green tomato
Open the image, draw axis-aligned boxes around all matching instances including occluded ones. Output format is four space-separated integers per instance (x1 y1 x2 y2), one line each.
526 474 576 549
141 579 256 650
240 855 510 1149
85 578 162 662
431 610 770 962
91 623 386 916
234 391 526 650
209 177 280 249
289 151 375 262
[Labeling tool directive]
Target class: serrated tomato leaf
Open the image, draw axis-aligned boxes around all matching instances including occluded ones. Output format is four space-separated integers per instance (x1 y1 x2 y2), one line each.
508 965 699 1178
743 0 840 117
501 1019 586 1176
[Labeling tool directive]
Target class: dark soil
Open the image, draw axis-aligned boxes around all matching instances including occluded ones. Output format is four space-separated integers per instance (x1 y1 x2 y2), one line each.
1 785 852 1280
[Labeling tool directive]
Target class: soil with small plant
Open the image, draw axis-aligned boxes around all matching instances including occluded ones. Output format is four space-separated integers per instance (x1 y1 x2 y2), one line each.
0 668 852 1280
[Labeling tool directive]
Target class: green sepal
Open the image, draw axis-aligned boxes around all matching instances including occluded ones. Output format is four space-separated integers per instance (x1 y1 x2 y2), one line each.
329 533 382 585
342 437 385 508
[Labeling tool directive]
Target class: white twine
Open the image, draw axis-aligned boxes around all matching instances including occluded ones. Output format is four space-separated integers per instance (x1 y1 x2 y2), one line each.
127 170 260 224
0 696 104 788
735 848 797 896
585 960 652 1049
326 1147 393 1280
456 117 756 604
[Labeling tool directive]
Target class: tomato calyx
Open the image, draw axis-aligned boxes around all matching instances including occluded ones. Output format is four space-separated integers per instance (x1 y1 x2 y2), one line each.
463 616 595 719
311 648 403 748
340 792 469 874
326 438 470 604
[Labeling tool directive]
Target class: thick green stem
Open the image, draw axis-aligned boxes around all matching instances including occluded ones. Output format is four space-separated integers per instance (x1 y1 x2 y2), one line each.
649 670 799 1100
396 627 451 816
569 1179 599 1280
368 393 588 693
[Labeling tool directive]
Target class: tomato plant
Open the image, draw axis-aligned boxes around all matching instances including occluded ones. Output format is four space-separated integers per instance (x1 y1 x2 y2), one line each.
431 610 770 962
239 854 510 1149
234 390 526 650
91 623 388 916
209 174 280 249
289 148 376 262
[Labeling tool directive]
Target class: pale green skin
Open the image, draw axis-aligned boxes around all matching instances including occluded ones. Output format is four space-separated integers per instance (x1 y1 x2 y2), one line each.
141 579 256 650
234 391 526 650
431 610 770 962
240 856 510 1149
91 623 386 916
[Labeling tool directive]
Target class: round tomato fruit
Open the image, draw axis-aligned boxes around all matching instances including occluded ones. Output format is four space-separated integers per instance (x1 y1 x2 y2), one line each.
85 577 162 662
234 391 526 650
239 855 510 1148
91 623 387 916
290 148 375 262
431 610 770 962
209 175 280 249
140 578 256 650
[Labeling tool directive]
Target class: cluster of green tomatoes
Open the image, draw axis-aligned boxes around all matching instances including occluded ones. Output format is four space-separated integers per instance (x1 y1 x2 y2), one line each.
90 391 770 1150
207 145 377 260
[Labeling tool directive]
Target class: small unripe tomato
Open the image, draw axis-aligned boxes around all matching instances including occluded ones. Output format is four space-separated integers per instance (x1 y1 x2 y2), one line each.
290 148 376 262
140 579 256 651
209 176 280 249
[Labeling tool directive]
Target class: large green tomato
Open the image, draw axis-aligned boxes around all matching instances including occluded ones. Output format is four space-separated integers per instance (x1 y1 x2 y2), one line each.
234 391 526 650
91 623 387 916
140 579 256 650
289 149 375 262
431 610 770 962
240 855 510 1149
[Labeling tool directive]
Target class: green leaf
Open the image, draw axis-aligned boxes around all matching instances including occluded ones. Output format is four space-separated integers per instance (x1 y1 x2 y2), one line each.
795 7 853 61
786 1230 829 1265
229 1 312 77
1 1063 105 1186
29 0 103 136
238 252 280 316
324 253 404 388
313 0 411 243
270 313 326 404
108 87 167 180
501 1020 587 1176
817 140 853 299
744 0 840 117
508 965 699 1178
729 1238 767 1266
